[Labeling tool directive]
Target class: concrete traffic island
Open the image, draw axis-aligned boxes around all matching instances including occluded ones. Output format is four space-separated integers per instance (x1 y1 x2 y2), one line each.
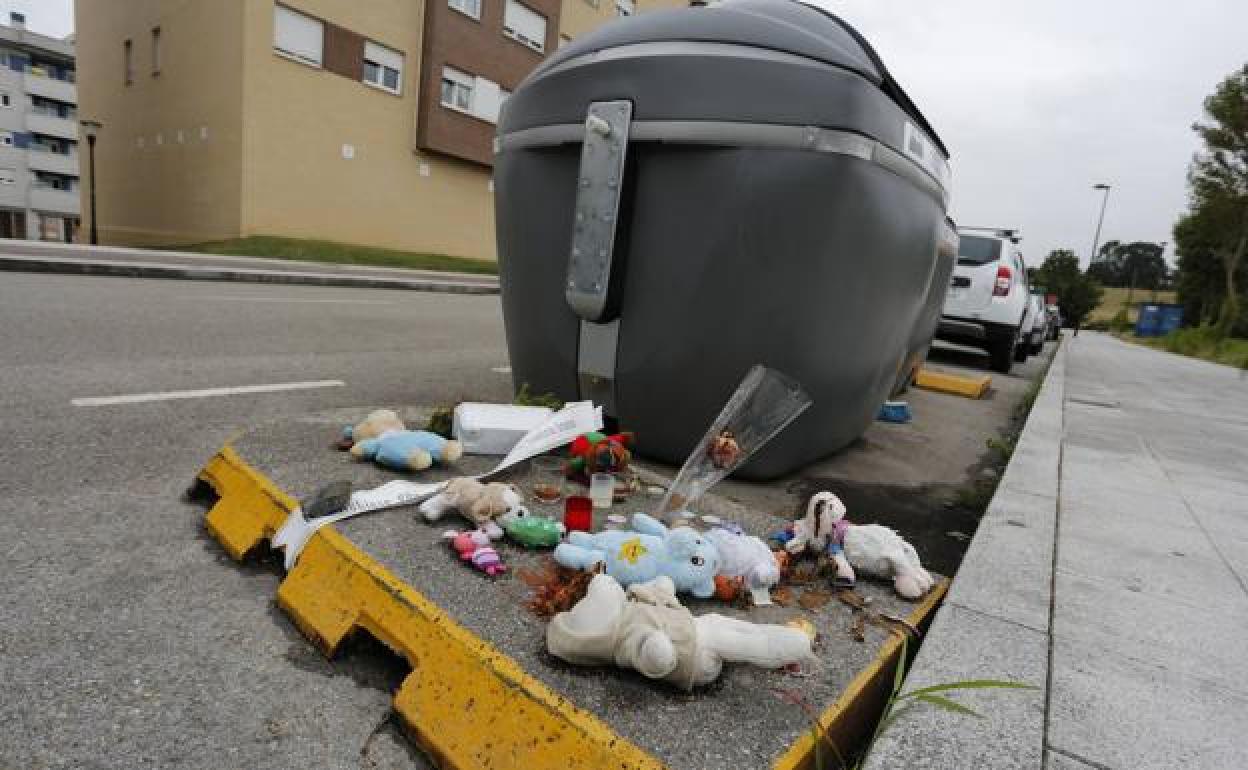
194 407 948 769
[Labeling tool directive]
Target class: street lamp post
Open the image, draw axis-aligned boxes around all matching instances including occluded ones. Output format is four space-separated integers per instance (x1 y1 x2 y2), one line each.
79 120 102 245
1089 183 1112 265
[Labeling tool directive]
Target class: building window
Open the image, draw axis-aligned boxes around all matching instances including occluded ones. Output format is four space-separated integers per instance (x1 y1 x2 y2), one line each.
616 0 635 16
124 39 133 84
362 41 402 94
448 0 482 21
440 66 474 112
0 91 9 108
274 5 324 67
0 168 14 185
0 131 12 147
503 0 547 53
151 27 162 75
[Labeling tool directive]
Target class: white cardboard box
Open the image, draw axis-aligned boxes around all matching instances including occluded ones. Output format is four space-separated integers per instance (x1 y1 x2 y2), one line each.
452 402 555 456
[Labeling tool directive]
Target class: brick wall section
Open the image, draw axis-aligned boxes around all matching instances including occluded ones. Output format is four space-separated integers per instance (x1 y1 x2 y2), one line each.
416 0 561 167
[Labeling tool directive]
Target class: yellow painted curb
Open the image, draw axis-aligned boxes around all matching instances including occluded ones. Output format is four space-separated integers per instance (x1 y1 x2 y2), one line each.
770 580 949 770
198 445 948 770
915 369 991 399
198 446 663 770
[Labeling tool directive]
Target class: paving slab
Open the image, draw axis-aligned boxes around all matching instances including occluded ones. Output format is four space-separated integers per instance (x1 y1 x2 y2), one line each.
861 603 1048 770
202 407 947 769
1047 635 1248 770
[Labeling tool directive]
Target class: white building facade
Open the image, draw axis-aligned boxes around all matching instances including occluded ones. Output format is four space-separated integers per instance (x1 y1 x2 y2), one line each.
0 12 79 242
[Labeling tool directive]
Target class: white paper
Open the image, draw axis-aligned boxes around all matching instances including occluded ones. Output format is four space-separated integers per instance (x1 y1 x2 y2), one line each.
272 401 602 568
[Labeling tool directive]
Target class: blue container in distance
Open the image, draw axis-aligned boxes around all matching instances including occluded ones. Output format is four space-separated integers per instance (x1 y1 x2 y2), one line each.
1159 304 1184 335
1135 304 1163 337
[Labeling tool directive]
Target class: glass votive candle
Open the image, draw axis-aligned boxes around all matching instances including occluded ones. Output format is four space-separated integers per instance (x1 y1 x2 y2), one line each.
530 455 564 503
589 473 615 510
564 495 593 532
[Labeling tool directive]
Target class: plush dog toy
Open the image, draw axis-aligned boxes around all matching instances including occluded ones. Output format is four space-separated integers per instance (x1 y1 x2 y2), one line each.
565 431 633 483
419 477 525 540
445 530 506 577
554 513 721 598
704 523 782 605
775 491 934 600
345 409 463 472
547 574 813 690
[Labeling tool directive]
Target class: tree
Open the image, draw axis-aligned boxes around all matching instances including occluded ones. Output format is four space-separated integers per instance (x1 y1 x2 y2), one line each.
1086 240 1167 290
1181 63 1248 336
1033 249 1104 328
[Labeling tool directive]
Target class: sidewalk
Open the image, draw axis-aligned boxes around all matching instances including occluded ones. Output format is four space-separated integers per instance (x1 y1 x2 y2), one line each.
0 239 500 294
866 332 1248 769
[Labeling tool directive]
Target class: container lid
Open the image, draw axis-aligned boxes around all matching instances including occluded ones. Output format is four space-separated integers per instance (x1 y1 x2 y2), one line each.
534 0 947 158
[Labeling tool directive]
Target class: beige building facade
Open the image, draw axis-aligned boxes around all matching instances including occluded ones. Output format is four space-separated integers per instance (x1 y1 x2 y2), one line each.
75 0 682 261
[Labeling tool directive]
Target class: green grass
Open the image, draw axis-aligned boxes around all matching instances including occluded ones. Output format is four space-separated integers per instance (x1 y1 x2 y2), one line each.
178 235 499 275
1123 326 1248 369
1088 287 1177 323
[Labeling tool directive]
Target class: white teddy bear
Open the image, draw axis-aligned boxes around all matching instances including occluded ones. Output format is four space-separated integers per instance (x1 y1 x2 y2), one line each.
781 491 934 600
546 573 813 690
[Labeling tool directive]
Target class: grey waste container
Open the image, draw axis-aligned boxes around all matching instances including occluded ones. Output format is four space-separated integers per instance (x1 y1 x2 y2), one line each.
891 217 959 396
494 0 953 479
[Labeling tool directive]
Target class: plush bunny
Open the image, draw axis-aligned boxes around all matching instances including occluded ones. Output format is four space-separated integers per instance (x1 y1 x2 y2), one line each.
554 513 721 598
546 574 813 690
345 409 462 472
704 523 782 605
445 530 506 577
419 477 525 540
775 491 934 599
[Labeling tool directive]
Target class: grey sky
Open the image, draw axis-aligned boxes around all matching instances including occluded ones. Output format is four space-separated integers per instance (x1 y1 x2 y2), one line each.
16 0 1248 267
0 0 71 38
817 0 1248 266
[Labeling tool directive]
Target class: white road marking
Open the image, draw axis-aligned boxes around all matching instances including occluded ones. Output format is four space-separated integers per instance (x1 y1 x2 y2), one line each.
185 295 393 305
72 380 346 407
491 366 512 374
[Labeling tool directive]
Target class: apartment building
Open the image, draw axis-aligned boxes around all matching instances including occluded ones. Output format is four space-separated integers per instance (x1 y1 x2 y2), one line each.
76 0 680 260
0 12 79 242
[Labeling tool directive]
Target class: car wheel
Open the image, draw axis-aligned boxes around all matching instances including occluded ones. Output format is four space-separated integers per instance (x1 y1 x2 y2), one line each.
1013 334 1029 362
990 331 1016 374
1029 335 1044 355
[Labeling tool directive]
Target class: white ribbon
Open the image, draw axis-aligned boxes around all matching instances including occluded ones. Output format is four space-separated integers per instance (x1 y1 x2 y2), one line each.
273 401 603 568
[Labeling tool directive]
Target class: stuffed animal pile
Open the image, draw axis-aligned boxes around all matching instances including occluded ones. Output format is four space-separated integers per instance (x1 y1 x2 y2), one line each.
554 513 722 598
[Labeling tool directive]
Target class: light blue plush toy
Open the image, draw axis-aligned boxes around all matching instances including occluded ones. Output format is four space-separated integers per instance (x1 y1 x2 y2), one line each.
345 409 463 472
553 513 722 598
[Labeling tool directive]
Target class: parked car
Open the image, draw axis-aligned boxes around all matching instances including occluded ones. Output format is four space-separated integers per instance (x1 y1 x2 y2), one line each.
1046 305 1063 339
936 228 1035 374
1027 292 1048 354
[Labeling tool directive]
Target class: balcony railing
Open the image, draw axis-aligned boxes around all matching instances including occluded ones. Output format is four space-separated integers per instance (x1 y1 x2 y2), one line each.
27 148 78 176
29 186 80 215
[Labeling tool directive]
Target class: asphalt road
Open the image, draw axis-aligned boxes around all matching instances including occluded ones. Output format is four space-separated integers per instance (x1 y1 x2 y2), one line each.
1 273 511 769
0 271 1052 769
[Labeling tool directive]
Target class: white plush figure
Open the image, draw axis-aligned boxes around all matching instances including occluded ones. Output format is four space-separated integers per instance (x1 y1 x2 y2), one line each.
418 477 526 540
546 574 813 691
705 524 781 606
782 492 934 600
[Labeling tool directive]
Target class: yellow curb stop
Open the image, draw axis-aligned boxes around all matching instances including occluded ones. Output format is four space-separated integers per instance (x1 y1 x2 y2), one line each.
914 369 991 399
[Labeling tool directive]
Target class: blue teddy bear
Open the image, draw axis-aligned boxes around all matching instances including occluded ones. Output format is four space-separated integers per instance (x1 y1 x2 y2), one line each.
345 409 462 472
554 513 722 598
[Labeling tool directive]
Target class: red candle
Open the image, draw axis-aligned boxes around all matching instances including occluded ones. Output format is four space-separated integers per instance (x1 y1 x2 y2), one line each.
564 495 593 533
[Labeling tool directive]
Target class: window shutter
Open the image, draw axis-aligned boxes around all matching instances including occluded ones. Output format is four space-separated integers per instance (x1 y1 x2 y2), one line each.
504 1 547 50
364 41 403 72
274 6 324 65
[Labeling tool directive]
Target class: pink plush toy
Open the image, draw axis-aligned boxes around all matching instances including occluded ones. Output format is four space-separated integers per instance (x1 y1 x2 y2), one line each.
445 530 507 577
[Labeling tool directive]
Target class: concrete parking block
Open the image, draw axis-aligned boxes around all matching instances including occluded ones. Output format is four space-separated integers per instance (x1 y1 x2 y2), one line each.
914 368 991 398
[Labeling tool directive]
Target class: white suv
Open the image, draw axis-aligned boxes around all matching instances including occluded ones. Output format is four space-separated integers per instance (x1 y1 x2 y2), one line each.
936 228 1035 374
1026 292 1048 354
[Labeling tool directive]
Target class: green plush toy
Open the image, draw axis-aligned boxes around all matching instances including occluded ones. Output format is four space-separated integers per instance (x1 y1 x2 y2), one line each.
501 510 565 548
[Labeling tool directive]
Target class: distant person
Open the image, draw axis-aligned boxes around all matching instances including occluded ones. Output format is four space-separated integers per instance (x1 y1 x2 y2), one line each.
1073 317 1081 336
